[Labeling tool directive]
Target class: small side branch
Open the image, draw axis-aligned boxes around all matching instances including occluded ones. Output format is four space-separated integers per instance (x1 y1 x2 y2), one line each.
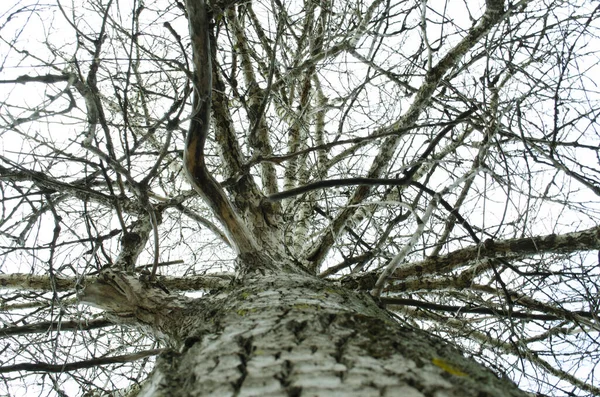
381 297 596 321
372 195 439 297
0 349 163 374
0 318 111 337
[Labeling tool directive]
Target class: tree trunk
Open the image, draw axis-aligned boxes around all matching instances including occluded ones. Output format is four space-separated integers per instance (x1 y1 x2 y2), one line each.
80 269 528 397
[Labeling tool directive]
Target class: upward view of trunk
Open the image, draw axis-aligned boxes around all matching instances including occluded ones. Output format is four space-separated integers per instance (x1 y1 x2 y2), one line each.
1 0 599 395
80 269 528 397
86 1 528 393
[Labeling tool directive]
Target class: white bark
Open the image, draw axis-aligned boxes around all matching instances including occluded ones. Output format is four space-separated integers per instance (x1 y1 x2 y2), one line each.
79 270 528 397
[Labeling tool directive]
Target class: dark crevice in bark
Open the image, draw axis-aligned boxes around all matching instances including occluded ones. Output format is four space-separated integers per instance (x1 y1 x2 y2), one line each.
332 330 354 364
232 335 253 392
286 319 308 344
274 359 295 393
181 335 203 353
317 312 337 329
287 385 302 397
277 307 292 326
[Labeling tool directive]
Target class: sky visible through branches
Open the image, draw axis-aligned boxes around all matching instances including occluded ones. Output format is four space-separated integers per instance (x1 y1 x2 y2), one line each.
0 0 599 395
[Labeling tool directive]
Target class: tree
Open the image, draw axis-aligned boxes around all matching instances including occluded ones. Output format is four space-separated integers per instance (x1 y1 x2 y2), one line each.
0 0 599 395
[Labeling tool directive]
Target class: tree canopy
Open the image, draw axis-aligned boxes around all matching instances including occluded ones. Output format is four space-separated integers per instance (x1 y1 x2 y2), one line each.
0 0 599 395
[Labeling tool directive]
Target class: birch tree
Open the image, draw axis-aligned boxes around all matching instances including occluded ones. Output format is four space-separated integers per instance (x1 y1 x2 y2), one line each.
1 0 599 395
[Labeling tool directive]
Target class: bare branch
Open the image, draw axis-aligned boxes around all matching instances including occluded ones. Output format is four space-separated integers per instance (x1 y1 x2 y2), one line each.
0 349 163 374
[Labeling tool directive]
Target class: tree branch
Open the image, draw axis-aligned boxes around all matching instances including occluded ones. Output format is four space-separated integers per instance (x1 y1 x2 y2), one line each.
0 348 163 374
345 225 600 290
0 73 74 84
0 318 111 337
183 0 260 257
0 273 232 293
381 297 595 321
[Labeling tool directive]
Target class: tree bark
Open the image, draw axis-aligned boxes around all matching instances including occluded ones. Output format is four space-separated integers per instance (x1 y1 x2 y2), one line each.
79 269 528 397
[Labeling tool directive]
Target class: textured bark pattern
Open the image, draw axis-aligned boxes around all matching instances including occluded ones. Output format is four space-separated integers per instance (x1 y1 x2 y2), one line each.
78 269 192 342
104 273 530 397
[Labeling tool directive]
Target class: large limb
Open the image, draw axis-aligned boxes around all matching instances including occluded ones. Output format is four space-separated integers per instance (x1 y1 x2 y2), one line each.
183 0 259 257
342 224 600 291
